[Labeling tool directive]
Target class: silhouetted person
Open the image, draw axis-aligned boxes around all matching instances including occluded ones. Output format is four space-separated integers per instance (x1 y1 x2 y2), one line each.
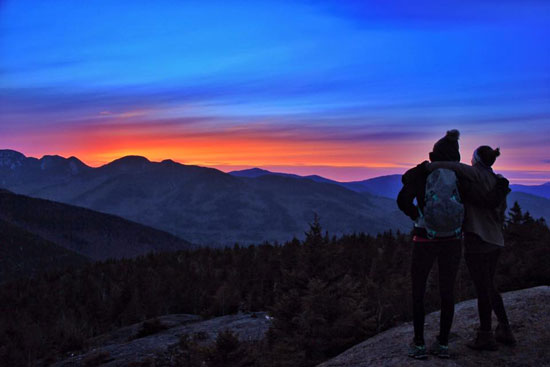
397 129 464 359
428 146 516 350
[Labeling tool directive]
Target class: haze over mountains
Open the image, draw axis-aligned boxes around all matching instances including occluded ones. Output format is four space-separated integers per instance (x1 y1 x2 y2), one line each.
1 149 548 247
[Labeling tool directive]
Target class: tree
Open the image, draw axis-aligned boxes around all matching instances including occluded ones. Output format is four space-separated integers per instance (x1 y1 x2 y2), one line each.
522 211 535 224
508 201 523 224
304 213 323 246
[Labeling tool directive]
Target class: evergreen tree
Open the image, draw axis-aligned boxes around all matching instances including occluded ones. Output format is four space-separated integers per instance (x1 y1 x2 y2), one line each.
508 201 523 224
304 213 323 245
522 211 535 224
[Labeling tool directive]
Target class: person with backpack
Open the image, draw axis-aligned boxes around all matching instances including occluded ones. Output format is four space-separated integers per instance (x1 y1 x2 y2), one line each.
397 129 464 360
427 146 516 351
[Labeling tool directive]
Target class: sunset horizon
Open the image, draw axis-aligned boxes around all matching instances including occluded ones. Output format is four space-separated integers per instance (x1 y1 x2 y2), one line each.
2 0 549 184
1 2 550 365
2 145 548 185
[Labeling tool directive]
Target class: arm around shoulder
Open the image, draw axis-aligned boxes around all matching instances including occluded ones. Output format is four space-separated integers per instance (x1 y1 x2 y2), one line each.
427 162 476 181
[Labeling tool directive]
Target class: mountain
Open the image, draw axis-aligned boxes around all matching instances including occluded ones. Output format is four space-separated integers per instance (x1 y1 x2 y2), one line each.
510 182 550 199
507 191 550 223
0 189 193 264
230 167 403 197
232 168 550 206
0 216 89 282
341 174 403 198
229 166 550 226
1 151 411 246
229 167 301 179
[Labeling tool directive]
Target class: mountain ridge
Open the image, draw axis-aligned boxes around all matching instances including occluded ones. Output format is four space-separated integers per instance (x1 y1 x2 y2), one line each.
0 150 411 246
2 150 548 246
0 190 193 267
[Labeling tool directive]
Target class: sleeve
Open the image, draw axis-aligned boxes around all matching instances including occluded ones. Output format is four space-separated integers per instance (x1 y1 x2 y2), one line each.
427 162 477 181
483 175 511 209
397 171 419 221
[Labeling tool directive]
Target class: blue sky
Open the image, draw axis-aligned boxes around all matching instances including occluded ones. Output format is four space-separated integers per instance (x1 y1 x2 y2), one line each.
1 0 549 183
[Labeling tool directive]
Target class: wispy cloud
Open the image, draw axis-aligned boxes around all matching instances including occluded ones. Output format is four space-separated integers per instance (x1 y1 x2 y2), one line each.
1 0 549 183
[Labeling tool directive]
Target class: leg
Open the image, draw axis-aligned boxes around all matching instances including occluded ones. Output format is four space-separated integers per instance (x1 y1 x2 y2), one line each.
485 249 509 325
485 249 517 345
464 252 493 331
436 240 462 345
411 243 437 345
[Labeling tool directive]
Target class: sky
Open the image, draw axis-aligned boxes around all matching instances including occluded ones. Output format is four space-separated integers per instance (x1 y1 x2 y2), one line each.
1 0 549 184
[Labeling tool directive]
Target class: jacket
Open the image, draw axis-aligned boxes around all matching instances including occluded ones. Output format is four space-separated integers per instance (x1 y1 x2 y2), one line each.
427 162 507 247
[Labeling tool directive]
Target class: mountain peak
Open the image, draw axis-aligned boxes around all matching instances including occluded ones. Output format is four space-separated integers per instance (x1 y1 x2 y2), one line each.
0 149 26 170
0 149 25 159
37 154 89 174
229 167 273 178
105 155 151 171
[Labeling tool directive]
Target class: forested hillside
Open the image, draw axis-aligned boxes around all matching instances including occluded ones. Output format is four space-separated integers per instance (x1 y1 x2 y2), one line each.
1 205 548 366
0 190 193 268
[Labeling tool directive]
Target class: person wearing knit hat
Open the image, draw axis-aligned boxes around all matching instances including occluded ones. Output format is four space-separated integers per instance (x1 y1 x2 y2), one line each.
397 129 465 360
427 145 516 351
430 129 461 163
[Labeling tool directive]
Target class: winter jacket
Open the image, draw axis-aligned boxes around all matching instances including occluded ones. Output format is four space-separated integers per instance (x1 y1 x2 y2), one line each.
427 162 507 247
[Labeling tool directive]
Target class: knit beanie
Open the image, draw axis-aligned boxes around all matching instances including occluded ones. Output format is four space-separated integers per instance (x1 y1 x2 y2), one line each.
429 129 460 162
474 146 500 167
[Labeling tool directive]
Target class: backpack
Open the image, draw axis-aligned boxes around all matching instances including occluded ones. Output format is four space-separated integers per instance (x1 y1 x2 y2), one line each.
422 168 464 239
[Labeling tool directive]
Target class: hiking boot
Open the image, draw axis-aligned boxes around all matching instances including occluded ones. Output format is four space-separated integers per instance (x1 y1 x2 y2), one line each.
408 342 428 359
466 330 498 351
429 337 450 359
495 323 517 346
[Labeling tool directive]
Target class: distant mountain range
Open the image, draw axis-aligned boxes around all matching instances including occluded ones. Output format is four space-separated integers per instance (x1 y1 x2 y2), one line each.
231 167 550 224
1 149 548 247
510 182 550 199
0 189 193 281
0 150 410 246
229 168 403 198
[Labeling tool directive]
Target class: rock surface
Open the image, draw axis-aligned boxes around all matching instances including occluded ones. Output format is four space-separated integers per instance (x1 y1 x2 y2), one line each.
319 286 550 367
53 312 270 367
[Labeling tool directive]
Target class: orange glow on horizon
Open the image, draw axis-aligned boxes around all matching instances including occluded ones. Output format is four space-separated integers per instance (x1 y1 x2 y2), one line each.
4 117 549 184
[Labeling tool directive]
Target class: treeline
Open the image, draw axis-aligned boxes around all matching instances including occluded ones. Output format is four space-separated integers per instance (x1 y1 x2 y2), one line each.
0 205 548 366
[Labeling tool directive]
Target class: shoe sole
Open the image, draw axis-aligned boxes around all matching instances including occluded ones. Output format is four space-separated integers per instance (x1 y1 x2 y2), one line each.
408 353 428 360
430 351 450 359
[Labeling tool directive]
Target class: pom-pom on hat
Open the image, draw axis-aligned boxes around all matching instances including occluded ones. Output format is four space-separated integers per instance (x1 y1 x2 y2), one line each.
429 129 460 162
474 146 500 167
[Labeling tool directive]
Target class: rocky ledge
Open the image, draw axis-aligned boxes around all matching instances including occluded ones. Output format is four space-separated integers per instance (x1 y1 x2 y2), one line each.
319 286 550 367
53 312 270 366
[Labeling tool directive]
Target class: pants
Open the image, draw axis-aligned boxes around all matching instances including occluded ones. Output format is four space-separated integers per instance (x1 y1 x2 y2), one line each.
411 239 461 345
464 248 509 331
